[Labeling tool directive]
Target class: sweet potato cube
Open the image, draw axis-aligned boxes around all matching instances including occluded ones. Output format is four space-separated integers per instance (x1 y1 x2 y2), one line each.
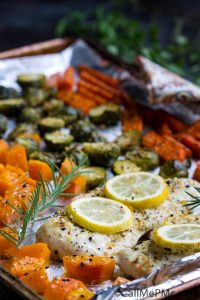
10 256 45 277
44 277 87 300
63 256 115 284
6 145 28 171
28 160 52 181
0 228 16 257
66 288 94 300
20 267 50 295
5 243 51 262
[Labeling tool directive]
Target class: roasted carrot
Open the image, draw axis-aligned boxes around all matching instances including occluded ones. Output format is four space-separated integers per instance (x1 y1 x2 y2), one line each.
80 71 120 96
163 113 187 133
121 110 143 132
78 86 108 104
6 144 28 171
155 136 191 161
179 134 200 159
78 79 115 100
142 131 162 149
187 120 200 140
28 160 52 181
158 122 172 136
63 256 115 284
79 65 119 87
193 163 200 182
0 139 9 165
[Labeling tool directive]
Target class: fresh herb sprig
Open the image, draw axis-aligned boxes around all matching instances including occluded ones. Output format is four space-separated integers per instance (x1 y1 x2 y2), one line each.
0 159 85 248
185 187 200 211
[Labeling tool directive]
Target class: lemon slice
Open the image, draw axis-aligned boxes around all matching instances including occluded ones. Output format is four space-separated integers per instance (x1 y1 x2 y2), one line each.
104 172 168 208
66 197 133 234
152 224 200 251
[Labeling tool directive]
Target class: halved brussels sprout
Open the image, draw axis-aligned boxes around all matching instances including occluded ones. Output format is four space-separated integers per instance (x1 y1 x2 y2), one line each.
126 147 159 171
115 130 142 152
38 117 65 134
43 99 64 116
0 114 8 137
44 130 74 150
112 160 141 175
0 98 25 115
62 115 78 126
83 142 120 167
30 151 64 167
64 145 90 166
8 123 37 140
15 137 38 156
17 73 46 88
89 104 120 126
21 107 43 124
159 160 189 179
81 166 106 189
71 120 97 142
0 86 18 99
24 87 48 107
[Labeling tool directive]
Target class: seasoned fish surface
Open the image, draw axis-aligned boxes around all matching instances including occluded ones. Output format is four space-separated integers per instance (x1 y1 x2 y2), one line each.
37 178 200 260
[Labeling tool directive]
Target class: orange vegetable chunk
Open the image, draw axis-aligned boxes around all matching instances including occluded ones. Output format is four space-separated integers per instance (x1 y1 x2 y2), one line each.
5 243 51 262
10 256 45 277
0 228 16 257
63 256 115 284
6 145 28 171
0 139 9 165
66 288 94 300
60 158 74 175
180 134 200 159
28 160 52 181
44 277 87 300
193 163 200 182
64 175 86 195
20 267 50 295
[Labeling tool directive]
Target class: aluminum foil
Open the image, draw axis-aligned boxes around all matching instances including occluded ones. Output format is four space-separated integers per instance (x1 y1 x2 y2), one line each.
1 39 200 299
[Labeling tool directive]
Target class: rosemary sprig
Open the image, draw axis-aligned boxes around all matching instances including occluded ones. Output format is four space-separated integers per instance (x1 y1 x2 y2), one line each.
0 158 85 247
184 187 200 211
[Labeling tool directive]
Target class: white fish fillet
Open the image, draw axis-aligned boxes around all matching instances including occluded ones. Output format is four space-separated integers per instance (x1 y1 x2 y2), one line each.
37 178 200 262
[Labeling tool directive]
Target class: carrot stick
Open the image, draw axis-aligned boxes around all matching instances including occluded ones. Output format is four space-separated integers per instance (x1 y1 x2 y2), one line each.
78 79 115 100
179 134 200 159
78 86 107 104
80 71 120 96
121 110 143 132
79 65 119 87
193 163 200 182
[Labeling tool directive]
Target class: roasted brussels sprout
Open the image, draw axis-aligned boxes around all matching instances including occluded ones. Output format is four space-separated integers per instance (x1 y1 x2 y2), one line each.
44 130 74 150
17 73 45 88
30 151 64 167
8 123 37 140
21 107 43 124
115 130 142 152
0 98 25 115
83 142 120 167
62 115 78 126
159 160 189 179
89 104 120 126
64 145 90 166
38 117 65 134
71 120 97 142
112 160 141 175
24 87 48 107
15 137 38 156
0 114 8 137
0 86 18 99
81 166 106 189
43 99 64 116
126 147 159 171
